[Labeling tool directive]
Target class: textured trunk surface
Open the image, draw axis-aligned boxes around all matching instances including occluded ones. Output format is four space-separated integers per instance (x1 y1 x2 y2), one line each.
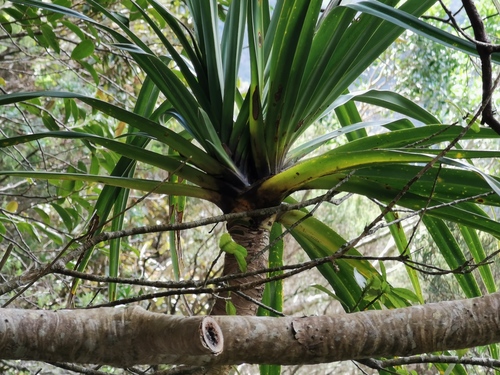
0 306 222 366
211 217 271 316
213 292 500 364
2 292 500 366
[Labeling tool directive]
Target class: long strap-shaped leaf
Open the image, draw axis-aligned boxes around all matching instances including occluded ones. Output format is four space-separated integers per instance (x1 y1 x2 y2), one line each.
258 223 284 375
247 0 270 177
260 149 444 199
286 0 436 147
0 91 231 179
0 131 220 190
422 216 482 298
264 0 322 171
327 89 440 125
145 0 205 88
304 170 500 238
0 172 217 201
384 211 424 304
100 76 160 301
333 125 498 152
9 0 245 180
341 0 500 64
279 210 361 312
220 0 246 145
279 209 417 312
133 1 210 113
185 0 224 131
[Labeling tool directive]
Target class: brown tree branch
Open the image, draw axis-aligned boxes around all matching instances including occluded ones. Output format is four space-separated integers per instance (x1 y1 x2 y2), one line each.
2 292 500 366
0 306 223 366
461 0 500 134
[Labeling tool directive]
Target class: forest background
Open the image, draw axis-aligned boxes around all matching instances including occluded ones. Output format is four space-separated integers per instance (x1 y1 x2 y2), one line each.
0 0 500 374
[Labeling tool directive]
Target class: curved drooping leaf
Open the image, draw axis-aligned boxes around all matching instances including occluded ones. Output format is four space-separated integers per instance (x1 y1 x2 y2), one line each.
286 118 413 164
303 168 500 239
264 124 500 203
261 149 439 200
0 171 220 202
422 216 482 298
0 91 233 178
278 210 362 312
0 131 222 190
335 125 498 152
341 0 500 65
279 209 417 312
325 89 440 124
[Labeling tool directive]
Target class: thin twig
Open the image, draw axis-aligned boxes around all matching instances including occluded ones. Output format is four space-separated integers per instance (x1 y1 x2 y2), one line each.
0 244 13 272
379 354 500 369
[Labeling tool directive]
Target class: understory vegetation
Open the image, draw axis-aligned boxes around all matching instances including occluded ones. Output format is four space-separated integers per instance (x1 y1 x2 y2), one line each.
1 1 500 374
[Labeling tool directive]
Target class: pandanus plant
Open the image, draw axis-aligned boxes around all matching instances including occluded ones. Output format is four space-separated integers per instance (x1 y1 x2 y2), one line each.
2 0 500 334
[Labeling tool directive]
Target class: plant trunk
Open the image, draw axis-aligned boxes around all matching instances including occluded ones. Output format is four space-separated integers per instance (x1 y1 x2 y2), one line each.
210 216 272 316
2 292 500 366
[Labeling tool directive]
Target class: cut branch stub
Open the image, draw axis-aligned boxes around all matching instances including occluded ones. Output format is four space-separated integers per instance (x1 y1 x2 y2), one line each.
0 306 223 366
201 316 224 354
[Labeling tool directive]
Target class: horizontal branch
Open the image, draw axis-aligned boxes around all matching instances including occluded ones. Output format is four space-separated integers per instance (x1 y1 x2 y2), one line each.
0 306 223 366
1 292 500 366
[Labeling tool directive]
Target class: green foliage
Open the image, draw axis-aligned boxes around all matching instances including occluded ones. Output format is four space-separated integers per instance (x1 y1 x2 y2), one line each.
258 223 283 375
225 298 237 316
219 233 248 272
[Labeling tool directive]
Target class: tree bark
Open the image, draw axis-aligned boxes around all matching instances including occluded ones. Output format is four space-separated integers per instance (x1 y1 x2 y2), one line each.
210 216 272 316
207 215 273 374
213 292 500 365
0 306 223 367
2 292 500 366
